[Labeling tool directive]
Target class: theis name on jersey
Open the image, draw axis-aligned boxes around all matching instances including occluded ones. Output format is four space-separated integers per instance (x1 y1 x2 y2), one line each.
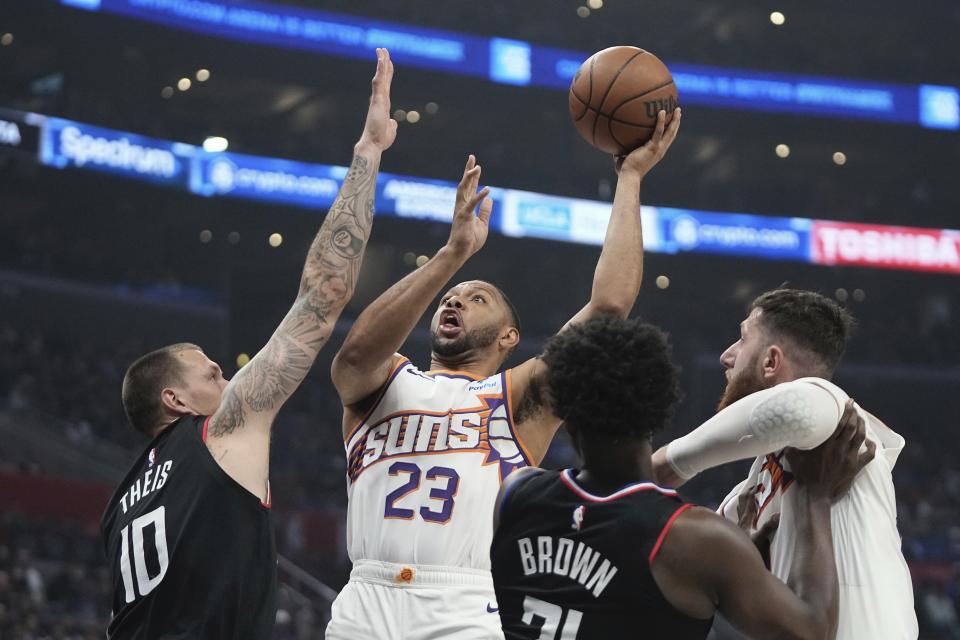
517 536 618 598
119 457 173 514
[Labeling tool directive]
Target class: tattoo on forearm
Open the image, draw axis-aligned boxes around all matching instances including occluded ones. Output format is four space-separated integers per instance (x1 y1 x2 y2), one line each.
208 151 378 437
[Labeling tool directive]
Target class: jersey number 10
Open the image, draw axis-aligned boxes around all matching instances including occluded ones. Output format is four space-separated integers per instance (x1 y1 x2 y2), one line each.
118 506 170 603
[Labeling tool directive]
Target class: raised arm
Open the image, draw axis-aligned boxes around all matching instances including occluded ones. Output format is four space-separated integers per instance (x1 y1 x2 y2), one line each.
331 155 492 414
652 377 849 487
204 48 397 501
509 109 681 462
563 108 681 330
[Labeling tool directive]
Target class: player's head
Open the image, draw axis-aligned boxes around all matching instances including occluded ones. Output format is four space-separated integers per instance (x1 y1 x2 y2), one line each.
543 316 681 443
122 343 227 437
429 280 521 367
718 288 854 410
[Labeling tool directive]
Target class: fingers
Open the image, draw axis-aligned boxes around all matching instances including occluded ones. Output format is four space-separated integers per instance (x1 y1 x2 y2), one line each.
460 154 477 185
477 192 493 224
661 107 682 147
651 109 667 144
466 186 491 214
857 438 877 471
371 48 394 101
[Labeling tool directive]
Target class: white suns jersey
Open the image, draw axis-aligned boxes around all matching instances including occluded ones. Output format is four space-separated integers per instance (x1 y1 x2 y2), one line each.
344 357 531 571
718 381 918 640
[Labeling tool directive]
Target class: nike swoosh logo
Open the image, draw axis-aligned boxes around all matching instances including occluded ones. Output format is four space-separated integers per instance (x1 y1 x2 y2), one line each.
486 603 499 613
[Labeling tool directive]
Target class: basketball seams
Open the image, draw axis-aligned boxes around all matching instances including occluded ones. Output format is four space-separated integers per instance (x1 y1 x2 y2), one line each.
576 105 656 128
590 50 646 146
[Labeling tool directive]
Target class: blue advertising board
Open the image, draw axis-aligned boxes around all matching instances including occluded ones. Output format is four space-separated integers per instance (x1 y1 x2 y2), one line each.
41 117 193 187
61 0 959 130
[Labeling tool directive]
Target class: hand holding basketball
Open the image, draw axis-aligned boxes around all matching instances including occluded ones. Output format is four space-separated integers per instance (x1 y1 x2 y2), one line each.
446 155 492 258
616 108 681 179
357 48 398 153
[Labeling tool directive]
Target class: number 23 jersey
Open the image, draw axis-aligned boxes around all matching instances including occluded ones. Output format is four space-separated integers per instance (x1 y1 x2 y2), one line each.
100 415 276 639
345 357 532 570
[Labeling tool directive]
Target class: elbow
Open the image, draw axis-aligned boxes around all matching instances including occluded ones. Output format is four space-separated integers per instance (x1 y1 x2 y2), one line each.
588 299 634 320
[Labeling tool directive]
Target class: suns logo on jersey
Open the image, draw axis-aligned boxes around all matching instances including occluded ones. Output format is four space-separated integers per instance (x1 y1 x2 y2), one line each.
752 452 794 524
147 448 157 468
571 505 585 531
347 397 525 482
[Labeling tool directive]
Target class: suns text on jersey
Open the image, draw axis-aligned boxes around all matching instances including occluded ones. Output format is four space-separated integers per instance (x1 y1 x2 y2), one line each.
349 409 489 479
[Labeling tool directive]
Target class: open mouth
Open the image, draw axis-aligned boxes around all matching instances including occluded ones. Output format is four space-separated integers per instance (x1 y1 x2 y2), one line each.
439 310 462 337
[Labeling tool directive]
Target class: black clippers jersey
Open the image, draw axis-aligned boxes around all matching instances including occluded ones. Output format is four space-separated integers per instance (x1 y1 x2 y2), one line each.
101 415 276 639
491 469 713 640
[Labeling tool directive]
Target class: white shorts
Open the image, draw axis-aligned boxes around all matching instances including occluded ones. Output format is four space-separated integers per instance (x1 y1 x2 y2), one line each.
325 560 504 640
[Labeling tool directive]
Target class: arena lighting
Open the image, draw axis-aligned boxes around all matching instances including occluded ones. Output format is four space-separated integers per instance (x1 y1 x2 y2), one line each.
202 136 229 152
425 102 439 115
177 78 191 91
236 353 250 367
0 33 13 46
29 112 960 275
196 68 211 82
405 111 421 124
199 229 213 243
415 255 429 267
833 151 847 165
160 86 174 99
57 0 960 130
268 232 283 247
853 288 866 302
655 275 671 289
770 11 786 26
775 144 790 158
393 109 406 121
576 6 591 18
587 0 603 9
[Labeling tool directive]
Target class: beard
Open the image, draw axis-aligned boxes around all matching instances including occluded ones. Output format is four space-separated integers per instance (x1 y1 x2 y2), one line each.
716 352 771 411
431 325 500 359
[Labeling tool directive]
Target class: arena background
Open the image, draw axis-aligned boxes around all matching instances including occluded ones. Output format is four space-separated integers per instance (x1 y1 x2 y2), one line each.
1 0 958 637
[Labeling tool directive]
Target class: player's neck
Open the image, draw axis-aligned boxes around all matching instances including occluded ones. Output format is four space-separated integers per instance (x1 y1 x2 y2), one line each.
576 436 656 491
429 350 500 379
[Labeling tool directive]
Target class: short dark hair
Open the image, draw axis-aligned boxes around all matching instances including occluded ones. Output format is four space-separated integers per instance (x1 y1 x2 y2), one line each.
485 281 521 334
542 317 681 439
121 343 200 435
750 289 854 377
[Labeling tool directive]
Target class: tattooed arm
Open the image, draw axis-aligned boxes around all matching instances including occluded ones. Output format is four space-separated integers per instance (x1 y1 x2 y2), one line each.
205 48 398 502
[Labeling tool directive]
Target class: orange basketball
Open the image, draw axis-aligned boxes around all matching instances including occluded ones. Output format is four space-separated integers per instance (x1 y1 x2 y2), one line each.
568 46 679 155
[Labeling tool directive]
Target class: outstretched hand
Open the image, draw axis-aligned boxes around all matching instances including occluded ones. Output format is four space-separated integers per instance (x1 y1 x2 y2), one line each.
615 107 681 178
785 399 876 501
445 154 492 258
357 48 398 153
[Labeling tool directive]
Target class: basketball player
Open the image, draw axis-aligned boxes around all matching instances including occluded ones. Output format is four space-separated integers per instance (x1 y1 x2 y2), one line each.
491 316 869 639
325 109 681 637
100 49 398 638
651 289 918 639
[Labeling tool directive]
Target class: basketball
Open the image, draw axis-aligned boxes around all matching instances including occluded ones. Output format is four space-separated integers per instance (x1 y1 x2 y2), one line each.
568 46 679 155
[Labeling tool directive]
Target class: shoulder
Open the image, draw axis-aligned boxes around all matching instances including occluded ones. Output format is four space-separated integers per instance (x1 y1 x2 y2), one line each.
654 505 759 574
494 466 549 530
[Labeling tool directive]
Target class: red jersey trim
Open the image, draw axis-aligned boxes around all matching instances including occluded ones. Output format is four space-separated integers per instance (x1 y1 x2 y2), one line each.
202 415 212 443
560 469 678 502
648 503 694 565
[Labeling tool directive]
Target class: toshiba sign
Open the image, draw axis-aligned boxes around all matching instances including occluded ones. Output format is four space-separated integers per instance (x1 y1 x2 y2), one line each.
813 221 960 274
